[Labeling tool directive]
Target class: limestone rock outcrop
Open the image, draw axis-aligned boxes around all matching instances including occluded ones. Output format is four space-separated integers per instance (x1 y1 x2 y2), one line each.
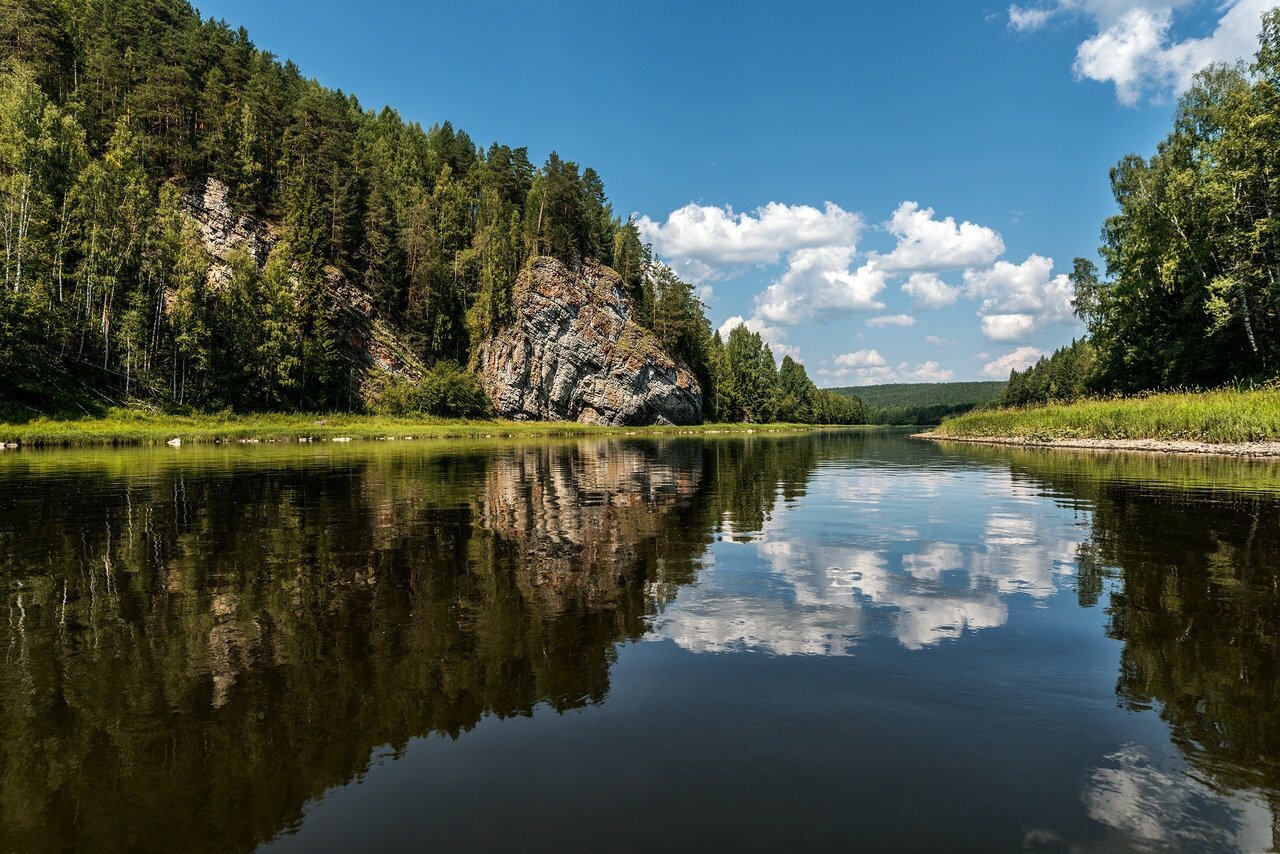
180 178 423 402
477 258 703 426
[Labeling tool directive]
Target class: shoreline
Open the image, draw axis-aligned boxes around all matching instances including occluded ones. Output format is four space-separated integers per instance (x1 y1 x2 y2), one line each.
914 431 1280 458
0 413 859 449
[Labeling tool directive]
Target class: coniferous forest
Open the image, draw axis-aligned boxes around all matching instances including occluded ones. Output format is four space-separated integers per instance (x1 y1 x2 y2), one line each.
0 0 864 425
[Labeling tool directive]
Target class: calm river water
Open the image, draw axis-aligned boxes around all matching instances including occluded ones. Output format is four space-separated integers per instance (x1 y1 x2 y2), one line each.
2 430 1278 852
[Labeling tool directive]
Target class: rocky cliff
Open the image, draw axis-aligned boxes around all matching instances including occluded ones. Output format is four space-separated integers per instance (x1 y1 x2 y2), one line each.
181 178 424 402
477 258 703 426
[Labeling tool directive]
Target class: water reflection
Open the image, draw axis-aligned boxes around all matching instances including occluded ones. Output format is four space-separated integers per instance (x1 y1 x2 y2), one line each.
951 444 1280 849
651 461 1081 654
2 433 1280 850
1079 745 1275 851
0 440 714 852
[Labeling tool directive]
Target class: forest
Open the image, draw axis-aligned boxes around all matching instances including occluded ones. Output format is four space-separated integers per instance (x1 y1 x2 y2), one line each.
829 381 1005 424
998 10 1280 409
0 0 862 425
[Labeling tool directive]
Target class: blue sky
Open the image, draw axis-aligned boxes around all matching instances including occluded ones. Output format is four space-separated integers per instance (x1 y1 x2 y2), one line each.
194 0 1277 384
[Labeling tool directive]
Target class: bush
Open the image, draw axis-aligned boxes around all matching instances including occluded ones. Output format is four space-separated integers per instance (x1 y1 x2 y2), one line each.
371 363 492 418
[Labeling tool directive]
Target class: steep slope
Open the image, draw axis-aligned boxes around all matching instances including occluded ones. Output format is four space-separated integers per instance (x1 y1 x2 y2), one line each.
477 258 703 426
181 178 425 403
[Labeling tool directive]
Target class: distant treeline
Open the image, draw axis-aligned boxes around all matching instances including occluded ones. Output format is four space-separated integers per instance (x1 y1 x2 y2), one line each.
999 11 1280 409
0 0 862 425
828 381 1004 424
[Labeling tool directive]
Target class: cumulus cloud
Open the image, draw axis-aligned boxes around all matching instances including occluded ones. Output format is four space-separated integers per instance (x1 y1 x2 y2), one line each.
906 361 956 382
754 249 887 325
902 272 961 309
964 254 1076 342
867 314 916 328
642 195 1076 363
636 201 863 281
835 349 888 368
820 357 954 385
981 314 1039 342
876 202 1005 273
1014 0 1274 104
926 335 951 346
980 347 1045 377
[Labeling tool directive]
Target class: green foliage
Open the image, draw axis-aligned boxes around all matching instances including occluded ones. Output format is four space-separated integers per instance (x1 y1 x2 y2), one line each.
1075 11 1280 393
826 381 1005 424
812 389 866 425
0 0 871 427
1000 339 1097 407
0 286 64 403
371 362 492 419
709 325 866 425
715 324 779 423
0 0 666 414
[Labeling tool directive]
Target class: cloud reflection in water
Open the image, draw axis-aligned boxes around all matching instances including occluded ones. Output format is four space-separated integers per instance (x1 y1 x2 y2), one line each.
648 466 1081 654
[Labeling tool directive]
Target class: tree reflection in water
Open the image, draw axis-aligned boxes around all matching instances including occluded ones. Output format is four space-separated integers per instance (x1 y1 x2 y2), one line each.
0 439 744 852
969 446 1280 849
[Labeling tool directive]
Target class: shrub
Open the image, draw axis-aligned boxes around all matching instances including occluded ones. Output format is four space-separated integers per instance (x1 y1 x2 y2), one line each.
372 363 492 418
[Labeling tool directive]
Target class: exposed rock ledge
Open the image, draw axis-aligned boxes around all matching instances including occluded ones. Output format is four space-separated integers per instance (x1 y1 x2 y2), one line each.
181 178 423 403
915 431 1280 457
478 258 703 426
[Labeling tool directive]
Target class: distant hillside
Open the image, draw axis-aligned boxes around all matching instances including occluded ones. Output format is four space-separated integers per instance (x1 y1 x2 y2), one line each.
828 381 1006 425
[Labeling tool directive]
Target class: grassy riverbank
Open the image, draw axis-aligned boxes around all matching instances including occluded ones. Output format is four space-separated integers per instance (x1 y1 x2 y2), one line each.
929 388 1280 444
0 408 826 448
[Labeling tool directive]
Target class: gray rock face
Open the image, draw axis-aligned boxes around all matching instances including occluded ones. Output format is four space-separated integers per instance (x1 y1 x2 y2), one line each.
180 178 424 402
180 178 274 271
477 258 703 426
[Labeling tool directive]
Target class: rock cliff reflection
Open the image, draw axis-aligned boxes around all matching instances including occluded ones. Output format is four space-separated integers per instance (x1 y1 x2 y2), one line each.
0 440 713 852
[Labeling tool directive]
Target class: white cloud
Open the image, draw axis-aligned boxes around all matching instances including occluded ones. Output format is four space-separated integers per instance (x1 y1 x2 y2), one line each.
907 361 955 382
981 313 1039 342
876 202 1005 273
964 254 1076 342
1018 0 1274 104
926 335 951 346
754 249 887 325
867 314 916 328
980 346 1045 377
819 358 954 385
1009 4 1059 31
636 201 863 281
835 349 888 368
902 272 961 309
1074 7 1174 103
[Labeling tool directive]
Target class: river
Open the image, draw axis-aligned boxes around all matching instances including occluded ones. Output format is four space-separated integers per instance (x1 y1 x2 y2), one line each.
1 430 1277 851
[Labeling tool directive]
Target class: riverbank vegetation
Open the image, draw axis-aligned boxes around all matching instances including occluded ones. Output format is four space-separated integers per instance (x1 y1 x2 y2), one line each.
933 388 1280 444
0 407 853 448
944 13 1280 441
828 381 1005 424
0 0 862 427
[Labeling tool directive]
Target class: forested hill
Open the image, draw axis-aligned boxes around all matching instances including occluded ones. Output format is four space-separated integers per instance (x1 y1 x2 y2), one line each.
828 381 1006 424
0 0 663 411
0 0 865 425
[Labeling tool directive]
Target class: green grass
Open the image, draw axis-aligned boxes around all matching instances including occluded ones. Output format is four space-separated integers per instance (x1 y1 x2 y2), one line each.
0 408 831 447
931 388 1280 444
